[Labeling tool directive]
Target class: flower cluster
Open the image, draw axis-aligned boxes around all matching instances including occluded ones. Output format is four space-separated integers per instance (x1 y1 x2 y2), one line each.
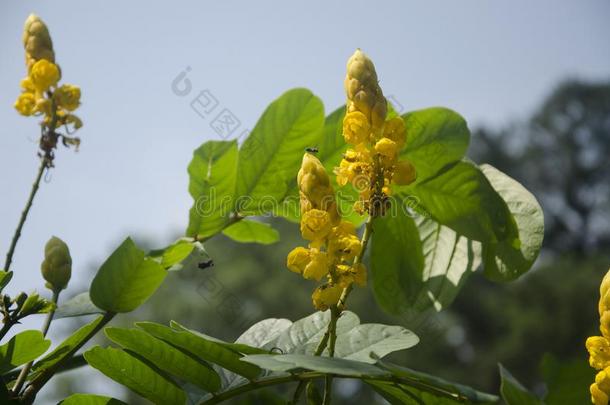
586 268 610 405
287 152 366 311
335 49 416 216
14 15 82 135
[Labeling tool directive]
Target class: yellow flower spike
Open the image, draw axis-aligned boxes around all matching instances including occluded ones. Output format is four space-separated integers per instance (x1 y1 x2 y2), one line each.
343 111 370 145
287 247 311 275
592 383 609 405
393 160 417 185
374 137 398 159
587 336 610 370
14 92 37 116
20 77 36 92
300 209 332 241
384 117 407 148
35 98 52 116
30 59 60 92
23 14 56 71
601 312 610 339
302 249 330 281
312 284 343 311
54 84 81 111
297 153 338 219
327 221 362 262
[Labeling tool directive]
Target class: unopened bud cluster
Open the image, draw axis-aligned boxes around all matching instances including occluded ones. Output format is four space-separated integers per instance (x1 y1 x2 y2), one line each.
335 49 416 215
287 153 366 311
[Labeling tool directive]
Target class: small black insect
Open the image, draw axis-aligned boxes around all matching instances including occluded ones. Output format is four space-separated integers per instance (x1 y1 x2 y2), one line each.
198 259 214 270
305 146 319 153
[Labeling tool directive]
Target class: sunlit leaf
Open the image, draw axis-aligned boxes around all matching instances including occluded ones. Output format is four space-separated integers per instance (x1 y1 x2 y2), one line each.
0 330 50 374
222 219 279 245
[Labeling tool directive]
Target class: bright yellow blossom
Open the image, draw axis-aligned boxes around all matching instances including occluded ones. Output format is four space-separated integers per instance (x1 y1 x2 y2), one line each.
14 92 37 116
374 137 398 159
343 111 370 145
54 84 81 111
312 284 343 311
588 336 610 370
300 209 332 241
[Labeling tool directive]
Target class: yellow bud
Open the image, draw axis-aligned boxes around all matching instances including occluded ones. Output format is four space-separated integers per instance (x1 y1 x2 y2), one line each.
343 111 370 145
300 209 332 241
297 153 339 221
312 284 343 311
66 114 83 129
592 383 609 405
30 59 60 92
54 84 81 111
345 49 386 131
587 336 610 370
393 160 417 185
41 236 72 291
596 368 610 392
302 249 329 281
287 247 311 275
384 117 406 148
14 92 36 116
23 14 56 71
374 137 398 159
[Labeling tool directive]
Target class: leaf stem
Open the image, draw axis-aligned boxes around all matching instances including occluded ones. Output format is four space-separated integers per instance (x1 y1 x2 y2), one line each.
20 311 116 404
3 157 49 272
12 290 60 395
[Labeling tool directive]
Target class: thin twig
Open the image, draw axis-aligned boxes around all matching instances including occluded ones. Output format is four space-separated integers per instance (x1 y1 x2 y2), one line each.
3 157 48 272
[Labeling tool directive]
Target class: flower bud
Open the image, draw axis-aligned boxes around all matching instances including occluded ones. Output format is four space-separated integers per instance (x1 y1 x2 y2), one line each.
23 14 56 72
41 236 72 291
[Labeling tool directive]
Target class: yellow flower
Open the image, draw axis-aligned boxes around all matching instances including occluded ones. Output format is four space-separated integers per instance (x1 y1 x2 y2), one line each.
384 117 406 148
20 77 36 92
35 97 52 116
352 263 367 287
14 92 36 116
30 59 60 92
298 153 338 219
303 249 329 281
591 383 609 405
312 284 343 311
596 368 610 392
393 160 417 185
54 84 81 111
587 336 610 370
343 111 370 145
327 221 362 262
287 247 311 275
374 137 398 159
602 312 610 339
300 209 332 241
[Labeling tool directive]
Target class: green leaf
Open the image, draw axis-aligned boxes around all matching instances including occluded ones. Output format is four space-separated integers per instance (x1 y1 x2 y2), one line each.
241 353 388 377
148 239 210 272
30 315 106 379
90 237 167 313
18 292 55 317
186 140 239 239
0 271 13 292
401 108 470 182
60 394 128 405
84 346 186 405
332 324 419 363
406 161 517 243
136 322 260 380
272 311 360 354
411 216 482 312
376 361 499 404
236 88 324 215
105 327 221 392
540 354 593 405
499 364 542 405
371 211 424 314
0 330 50 373
479 164 544 281
54 292 102 319
222 219 279 245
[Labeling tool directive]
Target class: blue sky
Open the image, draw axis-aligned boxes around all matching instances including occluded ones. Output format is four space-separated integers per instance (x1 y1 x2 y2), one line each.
0 1 609 402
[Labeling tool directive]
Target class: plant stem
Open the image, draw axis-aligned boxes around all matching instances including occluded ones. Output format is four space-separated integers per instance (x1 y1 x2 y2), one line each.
198 370 466 405
12 290 60 395
21 311 116 404
3 157 48 272
0 319 18 341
